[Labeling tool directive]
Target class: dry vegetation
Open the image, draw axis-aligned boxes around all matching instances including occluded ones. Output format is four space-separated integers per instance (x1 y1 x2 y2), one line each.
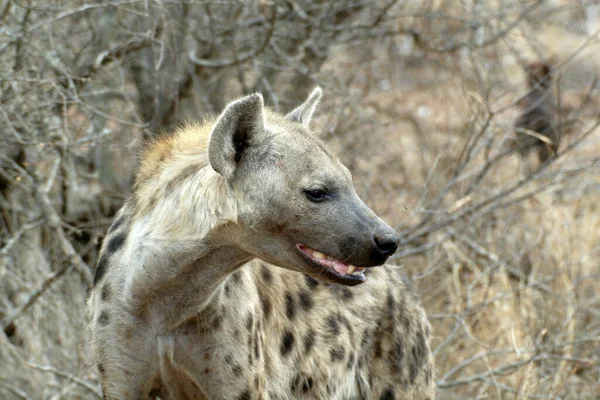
1 0 600 399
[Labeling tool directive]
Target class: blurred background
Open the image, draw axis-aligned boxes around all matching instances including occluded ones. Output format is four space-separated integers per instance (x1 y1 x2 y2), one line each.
1 0 600 398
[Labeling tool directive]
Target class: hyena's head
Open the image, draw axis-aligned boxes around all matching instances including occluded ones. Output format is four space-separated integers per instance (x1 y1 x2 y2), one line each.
209 88 399 286
525 61 552 89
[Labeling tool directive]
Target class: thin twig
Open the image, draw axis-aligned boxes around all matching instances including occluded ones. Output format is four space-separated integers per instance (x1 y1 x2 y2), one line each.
189 9 276 68
1 265 72 332
25 362 102 398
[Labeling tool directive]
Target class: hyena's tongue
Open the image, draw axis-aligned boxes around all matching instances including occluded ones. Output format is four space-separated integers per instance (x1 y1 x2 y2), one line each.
298 245 364 276
332 262 349 276
316 257 349 276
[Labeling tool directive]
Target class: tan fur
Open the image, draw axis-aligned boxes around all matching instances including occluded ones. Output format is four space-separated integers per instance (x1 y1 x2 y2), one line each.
88 90 435 399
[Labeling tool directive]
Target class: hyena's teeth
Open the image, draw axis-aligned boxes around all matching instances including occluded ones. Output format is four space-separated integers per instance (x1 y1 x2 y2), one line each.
347 265 356 274
351 267 366 276
313 251 325 260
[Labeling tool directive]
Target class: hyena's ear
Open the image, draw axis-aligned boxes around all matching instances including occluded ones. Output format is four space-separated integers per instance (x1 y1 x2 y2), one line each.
209 93 264 178
286 87 322 126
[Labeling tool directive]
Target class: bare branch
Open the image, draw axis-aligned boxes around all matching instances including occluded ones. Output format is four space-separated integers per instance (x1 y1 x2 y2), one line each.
189 9 276 68
25 362 102 398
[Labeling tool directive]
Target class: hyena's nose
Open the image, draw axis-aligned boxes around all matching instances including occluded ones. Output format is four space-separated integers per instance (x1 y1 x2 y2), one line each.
373 232 399 257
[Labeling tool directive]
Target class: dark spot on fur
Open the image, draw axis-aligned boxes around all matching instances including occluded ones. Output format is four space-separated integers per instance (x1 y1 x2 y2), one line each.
347 353 355 369
224 283 231 297
303 329 315 354
304 275 319 289
93 255 108 285
254 335 260 360
409 331 427 384
416 330 427 361
224 354 233 365
394 339 405 360
237 390 250 400
233 365 242 376
97 311 109 325
330 346 345 362
106 234 126 255
254 375 260 388
298 290 314 311
341 287 353 300
98 364 105 373
285 292 296 320
373 317 384 358
409 356 418 384
108 215 126 234
100 283 111 301
280 330 295 356
261 264 273 283
232 271 242 284
386 290 395 313
380 388 395 400
246 314 254 331
247 336 253 366
374 336 383 359
303 377 313 393
390 341 404 375
326 315 340 336
339 315 353 334
361 329 371 346
260 295 272 320
0 322 17 337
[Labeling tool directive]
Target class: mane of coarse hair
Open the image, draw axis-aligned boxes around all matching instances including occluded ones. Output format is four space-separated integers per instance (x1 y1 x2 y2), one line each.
129 117 241 239
134 117 217 188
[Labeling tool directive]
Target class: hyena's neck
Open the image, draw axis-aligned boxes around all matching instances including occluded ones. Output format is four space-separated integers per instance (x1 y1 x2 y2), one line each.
118 203 252 328
115 160 249 328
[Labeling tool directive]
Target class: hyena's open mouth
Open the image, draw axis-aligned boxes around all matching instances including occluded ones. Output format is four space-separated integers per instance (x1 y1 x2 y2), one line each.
296 244 367 285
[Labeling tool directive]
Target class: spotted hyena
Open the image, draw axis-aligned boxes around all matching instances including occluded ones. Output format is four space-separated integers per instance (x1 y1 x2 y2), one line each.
514 61 559 163
88 88 435 399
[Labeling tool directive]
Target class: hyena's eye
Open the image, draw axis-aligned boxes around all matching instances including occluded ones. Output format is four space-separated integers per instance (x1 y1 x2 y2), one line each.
304 189 331 203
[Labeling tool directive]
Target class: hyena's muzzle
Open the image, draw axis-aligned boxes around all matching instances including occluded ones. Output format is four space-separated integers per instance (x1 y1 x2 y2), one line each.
290 190 400 286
